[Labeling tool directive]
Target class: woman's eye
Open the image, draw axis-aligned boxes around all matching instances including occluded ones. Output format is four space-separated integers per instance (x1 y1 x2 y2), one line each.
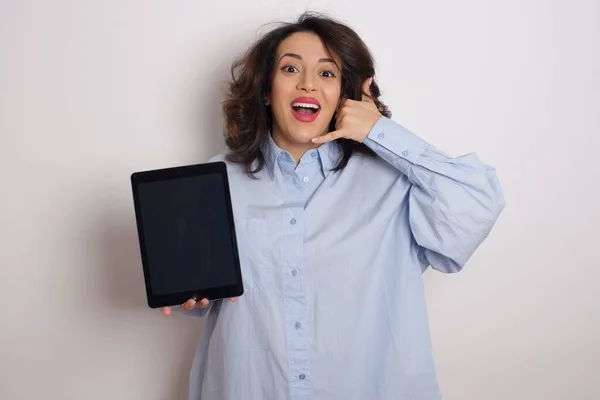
320 70 336 78
282 66 298 73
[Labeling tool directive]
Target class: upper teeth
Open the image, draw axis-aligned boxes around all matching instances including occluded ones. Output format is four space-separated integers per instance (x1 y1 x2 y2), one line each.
293 102 319 110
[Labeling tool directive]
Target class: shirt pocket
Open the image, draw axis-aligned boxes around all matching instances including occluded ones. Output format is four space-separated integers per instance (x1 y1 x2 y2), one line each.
234 218 275 293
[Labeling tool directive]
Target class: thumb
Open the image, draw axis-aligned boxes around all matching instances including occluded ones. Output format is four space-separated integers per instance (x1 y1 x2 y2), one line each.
361 77 374 102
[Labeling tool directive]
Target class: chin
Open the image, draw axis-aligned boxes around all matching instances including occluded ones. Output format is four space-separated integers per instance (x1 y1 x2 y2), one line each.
289 119 330 141
286 127 321 144
272 112 332 146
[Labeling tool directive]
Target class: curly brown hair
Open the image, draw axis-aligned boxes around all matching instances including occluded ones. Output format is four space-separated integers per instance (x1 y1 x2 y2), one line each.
222 11 392 177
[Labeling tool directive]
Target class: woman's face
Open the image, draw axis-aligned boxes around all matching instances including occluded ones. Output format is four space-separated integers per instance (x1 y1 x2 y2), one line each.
267 32 342 154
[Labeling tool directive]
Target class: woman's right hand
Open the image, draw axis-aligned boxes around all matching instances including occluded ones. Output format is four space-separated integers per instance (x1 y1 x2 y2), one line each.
161 297 237 316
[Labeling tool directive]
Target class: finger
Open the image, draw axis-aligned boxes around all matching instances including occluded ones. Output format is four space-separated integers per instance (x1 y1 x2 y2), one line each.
361 77 374 103
334 101 345 118
196 298 210 308
335 98 360 116
335 116 342 131
161 306 172 316
229 297 237 303
181 298 197 311
335 109 348 130
334 110 342 125
312 129 343 144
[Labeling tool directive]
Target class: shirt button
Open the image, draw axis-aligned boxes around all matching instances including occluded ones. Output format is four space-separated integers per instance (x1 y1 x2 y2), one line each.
378 132 384 139
402 150 409 156
299 373 306 380
303 177 309 183
290 218 297 225
291 269 298 276
294 322 301 329
311 151 317 158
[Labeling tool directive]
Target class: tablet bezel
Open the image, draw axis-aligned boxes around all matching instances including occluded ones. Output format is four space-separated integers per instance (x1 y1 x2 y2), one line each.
130 161 244 308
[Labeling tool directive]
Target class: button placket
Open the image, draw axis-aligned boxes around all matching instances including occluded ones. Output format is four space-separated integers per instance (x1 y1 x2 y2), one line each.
281 205 311 396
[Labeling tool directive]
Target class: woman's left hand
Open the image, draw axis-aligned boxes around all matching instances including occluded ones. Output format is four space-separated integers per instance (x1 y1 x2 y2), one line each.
312 77 382 144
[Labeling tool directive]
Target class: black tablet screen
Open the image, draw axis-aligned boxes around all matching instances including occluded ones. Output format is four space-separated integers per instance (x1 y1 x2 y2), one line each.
136 174 237 296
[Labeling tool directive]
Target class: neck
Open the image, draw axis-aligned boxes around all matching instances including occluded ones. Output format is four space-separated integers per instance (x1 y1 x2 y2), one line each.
271 131 320 165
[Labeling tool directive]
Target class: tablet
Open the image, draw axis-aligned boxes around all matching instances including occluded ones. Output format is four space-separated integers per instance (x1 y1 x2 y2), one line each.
130 161 243 308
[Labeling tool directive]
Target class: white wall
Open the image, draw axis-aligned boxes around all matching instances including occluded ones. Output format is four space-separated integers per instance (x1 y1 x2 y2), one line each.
1 1 598 399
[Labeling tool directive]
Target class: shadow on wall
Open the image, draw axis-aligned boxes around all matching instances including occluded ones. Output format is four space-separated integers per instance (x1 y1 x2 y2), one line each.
186 57 235 163
97 208 203 400
96 60 238 312
96 58 240 399
99 209 148 312
99 73 237 313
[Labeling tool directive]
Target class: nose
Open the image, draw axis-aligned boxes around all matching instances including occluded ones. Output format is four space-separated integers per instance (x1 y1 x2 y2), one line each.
297 73 316 92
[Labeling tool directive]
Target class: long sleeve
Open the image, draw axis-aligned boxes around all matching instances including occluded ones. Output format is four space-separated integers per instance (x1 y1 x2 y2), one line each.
363 116 505 273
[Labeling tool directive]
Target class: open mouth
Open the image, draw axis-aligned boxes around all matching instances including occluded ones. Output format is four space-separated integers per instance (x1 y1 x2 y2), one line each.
291 98 321 123
292 102 320 115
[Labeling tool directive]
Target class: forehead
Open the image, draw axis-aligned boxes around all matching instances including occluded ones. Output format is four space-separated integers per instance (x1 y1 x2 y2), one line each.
276 32 340 64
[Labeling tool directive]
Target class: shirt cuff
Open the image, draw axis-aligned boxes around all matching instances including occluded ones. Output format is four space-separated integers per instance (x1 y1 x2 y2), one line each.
364 116 429 164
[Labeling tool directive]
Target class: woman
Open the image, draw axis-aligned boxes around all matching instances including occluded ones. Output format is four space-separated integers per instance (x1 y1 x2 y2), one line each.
163 12 505 400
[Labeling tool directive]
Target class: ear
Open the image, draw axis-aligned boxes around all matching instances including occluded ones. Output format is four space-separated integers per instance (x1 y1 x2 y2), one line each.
264 94 270 106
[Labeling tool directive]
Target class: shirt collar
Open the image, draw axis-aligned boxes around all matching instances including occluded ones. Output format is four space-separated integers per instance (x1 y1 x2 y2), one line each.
262 132 342 179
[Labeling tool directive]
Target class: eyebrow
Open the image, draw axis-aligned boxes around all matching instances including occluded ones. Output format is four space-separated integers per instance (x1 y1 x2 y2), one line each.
278 53 339 68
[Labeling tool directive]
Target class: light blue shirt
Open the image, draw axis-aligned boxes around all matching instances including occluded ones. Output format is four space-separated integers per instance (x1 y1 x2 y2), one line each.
178 116 505 400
